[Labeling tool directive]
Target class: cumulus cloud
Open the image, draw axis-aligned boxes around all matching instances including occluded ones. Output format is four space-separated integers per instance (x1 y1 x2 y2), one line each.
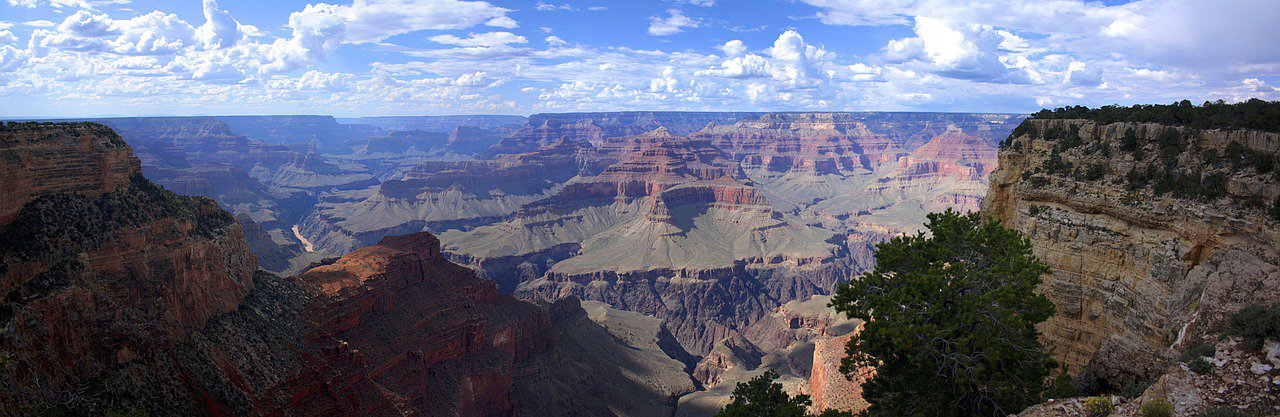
283 0 517 44
195 0 246 49
718 39 746 57
647 9 700 36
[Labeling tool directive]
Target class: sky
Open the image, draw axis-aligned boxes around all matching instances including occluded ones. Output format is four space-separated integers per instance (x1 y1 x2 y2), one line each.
0 0 1277 117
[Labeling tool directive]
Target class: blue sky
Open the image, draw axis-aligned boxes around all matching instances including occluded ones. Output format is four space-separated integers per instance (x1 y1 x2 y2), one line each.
0 0 1277 117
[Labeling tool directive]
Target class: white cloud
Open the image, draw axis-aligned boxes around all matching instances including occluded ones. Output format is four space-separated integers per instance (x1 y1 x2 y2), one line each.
647 9 700 36
294 0 518 44
195 0 247 49
718 39 746 57
429 31 527 47
534 2 576 11
545 35 567 46
0 30 17 45
7 0 129 9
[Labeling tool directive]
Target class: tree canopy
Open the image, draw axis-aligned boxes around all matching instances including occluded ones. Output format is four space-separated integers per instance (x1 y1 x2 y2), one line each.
715 370 855 417
1030 98 1280 133
831 210 1056 416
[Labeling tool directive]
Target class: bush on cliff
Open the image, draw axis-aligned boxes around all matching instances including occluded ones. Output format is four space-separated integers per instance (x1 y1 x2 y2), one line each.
831 210 1056 417
1226 303 1280 351
714 370 855 417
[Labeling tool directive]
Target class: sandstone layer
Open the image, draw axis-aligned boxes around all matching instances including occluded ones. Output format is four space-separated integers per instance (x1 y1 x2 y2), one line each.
983 118 1280 391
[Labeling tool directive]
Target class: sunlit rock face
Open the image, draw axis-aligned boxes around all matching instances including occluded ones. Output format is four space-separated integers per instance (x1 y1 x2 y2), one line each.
983 118 1280 391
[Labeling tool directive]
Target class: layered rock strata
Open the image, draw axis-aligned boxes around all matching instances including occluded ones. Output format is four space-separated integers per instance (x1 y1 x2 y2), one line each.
983 118 1280 390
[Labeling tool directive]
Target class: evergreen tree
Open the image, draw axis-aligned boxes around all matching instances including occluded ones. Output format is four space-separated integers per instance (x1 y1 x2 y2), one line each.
831 210 1056 416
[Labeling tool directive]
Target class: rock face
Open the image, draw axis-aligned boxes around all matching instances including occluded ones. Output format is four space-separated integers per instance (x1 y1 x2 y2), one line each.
982 117 1280 391
0 122 255 410
674 294 862 417
1016 337 1279 417
0 122 139 223
0 122 693 416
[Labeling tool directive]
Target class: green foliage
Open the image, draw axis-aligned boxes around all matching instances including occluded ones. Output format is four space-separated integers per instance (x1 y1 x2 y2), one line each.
1083 396 1115 417
1120 128 1141 154
1005 122 1039 148
1119 380 1152 399
1178 343 1215 376
1141 399 1174 417
1224 141 1278 173
1156 128 1184 163
1084 164 1106 181
1271 195 1280 222
715 370 810 417
1225 303 1280 351
1187 358 1213 375
106 409 149 417
1193 407 1252 417
1031 99 1280 134
831 210 1056 417
1043 369 1079 400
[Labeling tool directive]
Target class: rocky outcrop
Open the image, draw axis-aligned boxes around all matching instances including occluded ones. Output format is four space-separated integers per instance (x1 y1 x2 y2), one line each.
0 122 139 223
1017 336 1279 417
982 117 1280 391
0 122 255 411
674 295 863 417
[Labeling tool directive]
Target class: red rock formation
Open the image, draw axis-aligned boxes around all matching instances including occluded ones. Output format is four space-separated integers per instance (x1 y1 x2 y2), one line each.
809 330 872 414
0 122 139 223
895 128 996 181
0 122 256 409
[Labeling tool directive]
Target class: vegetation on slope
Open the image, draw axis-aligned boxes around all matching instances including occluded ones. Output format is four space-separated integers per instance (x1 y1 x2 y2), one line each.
1001 101 1280 219
0 173 234 325
831 210 1056 416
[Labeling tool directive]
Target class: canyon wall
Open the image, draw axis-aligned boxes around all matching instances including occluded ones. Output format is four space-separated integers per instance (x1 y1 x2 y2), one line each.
983 118 1280 390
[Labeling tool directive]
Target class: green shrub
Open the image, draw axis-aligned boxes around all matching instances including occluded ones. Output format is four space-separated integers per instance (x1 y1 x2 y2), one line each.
1179 343 1215 363
1141 399 1174 417
1043 369 1079 400
1119 380 1151 399
1225 303 1280 351
1031 99 1280 134
1083 396 1115 417
1187 358 1213 375
1193 406 1252 417
1270 195 1280 222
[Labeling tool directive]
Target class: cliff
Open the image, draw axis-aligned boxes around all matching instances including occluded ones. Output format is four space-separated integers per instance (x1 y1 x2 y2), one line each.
982 116 1280 392
0 122 255 411
0 122 693 416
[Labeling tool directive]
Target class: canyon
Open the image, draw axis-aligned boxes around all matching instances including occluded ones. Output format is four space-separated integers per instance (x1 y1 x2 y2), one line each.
0 121 695 416
4 111 1020 415
4 103 1278 416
